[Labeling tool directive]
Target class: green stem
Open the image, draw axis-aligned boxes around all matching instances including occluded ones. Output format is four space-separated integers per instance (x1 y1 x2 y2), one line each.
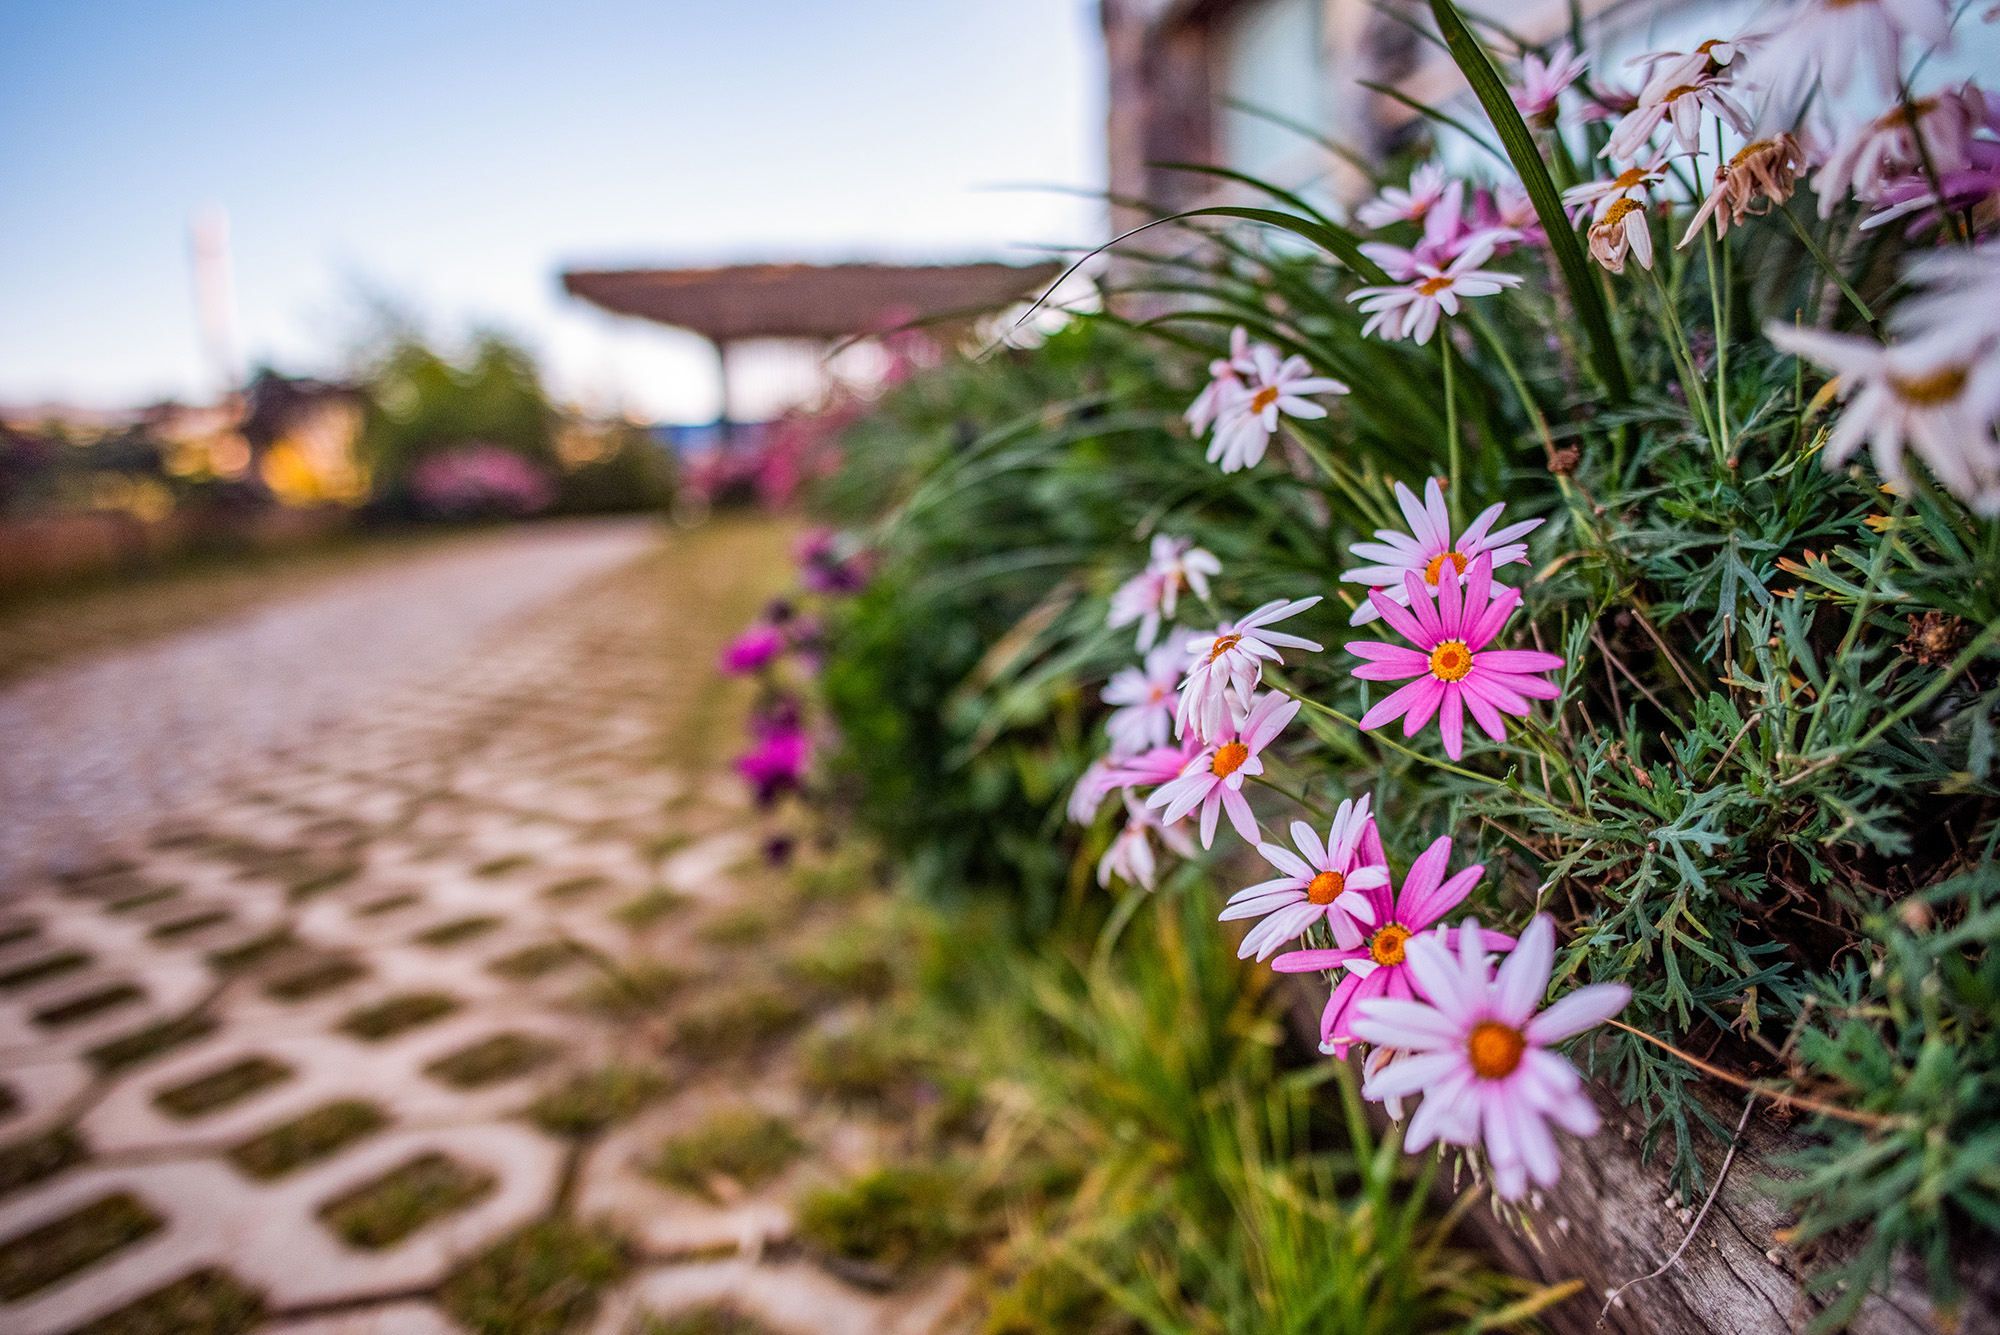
1282 423 1390 530
1783 617 2000 786
1799 497 1909 758
1703 141 1731 467
1441 327 1465 532
1466 306 1607 550
1780 203 1879 332
1647 263 1721 456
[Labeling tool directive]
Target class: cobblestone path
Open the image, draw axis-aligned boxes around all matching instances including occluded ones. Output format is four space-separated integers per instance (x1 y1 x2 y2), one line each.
0 520 968 1335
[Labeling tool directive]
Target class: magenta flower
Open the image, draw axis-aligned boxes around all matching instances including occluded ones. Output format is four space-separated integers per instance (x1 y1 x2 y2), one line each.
1510 41 1588 123
1221 797 1385 962
719 625 785 675
1272 833 1512 1057
1350 915 1631 1201
1338 478 1542 628
1346 552 1564 760
1147 691 1300 848
735 726 811 806
1066 738 1204 825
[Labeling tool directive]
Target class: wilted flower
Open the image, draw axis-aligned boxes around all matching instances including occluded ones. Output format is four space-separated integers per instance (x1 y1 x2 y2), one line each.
1221 798 1386 962
1339 478 1542 628
1273 833 1511 1058
1205 346 1349 474
1681 134 1808 244
1148 690 1300 848
1347 553 1566 761
1351 232 1524 345
1177 597 1322 742
1098 793 1196 892
1357 161 1456 229
1512 41 1588 125
1588 198 1654 274
1108 535 1221 651
1103 632 1191 756
1351 915 1631 1201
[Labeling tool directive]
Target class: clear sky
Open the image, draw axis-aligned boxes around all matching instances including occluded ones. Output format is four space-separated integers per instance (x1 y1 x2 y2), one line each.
0 1 1105 422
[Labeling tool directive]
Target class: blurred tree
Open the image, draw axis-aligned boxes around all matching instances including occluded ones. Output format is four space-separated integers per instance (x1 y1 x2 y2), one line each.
356 331 560 500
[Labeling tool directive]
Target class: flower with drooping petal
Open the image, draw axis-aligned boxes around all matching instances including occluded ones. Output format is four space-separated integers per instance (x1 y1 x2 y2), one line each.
1339 479 1542 628
1067 736 1205 825
1176 597 1322 742
1351 915 1632 1201
1562 156 1668 225
719 625 785 675
1273 833 1512 1057
1816 84 1985 215
1108 536 1220 651
1206 346 1349 474
1765 322 2000 513
1347 553 1566 760
1221 798 1386 962
1512 41 1588 124
1185 326 1252 435
1350 232 1523 345
1588 198 1654 274
1099 793 1197 892
1357 161 1455 229
1103 633 1190 757
1749 0 1951 103
1604 73 1752 163
1680 134 1809 245
1147 690 1300 848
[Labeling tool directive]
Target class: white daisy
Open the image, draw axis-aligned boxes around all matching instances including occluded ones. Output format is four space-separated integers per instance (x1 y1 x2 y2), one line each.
1588 198 1654 274
1103 632 1190 757
1107 535 1221 651
1357 162 1455 229
1893 244 2000 351
1350 232 1523 346
1185 326 1253 435
1206 345 1349 475
1220 798 1388 962
1604 73 1752 163
1339 479 1542 628
1177 597 1323 743
1561 156 1668 224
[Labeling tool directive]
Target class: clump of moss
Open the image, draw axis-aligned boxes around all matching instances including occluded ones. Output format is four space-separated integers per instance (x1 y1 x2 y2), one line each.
473 854 535 878
0 1126 88 1199
154 1056 293 1119
487 941 589 980
783 932 894 1003
318 1152 496 1249
670 990 806 1063
0 1192 163 1301
86 1014 218 1074
577 960 686 1018
645 1109 805 1202
527 1065 665 1137
541 874 609 901
439 1218 632 1335
265 958 369 1002
632 1305 782 1335
794 1164 970 1281
339 991 459 1040
799 1027 914 1107
69 1267 266 1335
0 950 91 991
205 929 298 975
697 907 772 948
424 1034 561 1089
613 889 691 929
229 1100 389 1179
413 916 504 948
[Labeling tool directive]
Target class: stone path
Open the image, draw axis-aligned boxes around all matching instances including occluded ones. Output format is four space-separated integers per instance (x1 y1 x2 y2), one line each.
0 520 969 1335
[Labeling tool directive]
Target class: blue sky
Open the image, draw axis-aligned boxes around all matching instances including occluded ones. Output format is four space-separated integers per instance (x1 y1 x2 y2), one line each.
0 1 1104 421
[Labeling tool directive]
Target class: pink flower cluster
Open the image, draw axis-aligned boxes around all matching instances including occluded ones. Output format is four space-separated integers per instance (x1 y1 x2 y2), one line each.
409 444 553 518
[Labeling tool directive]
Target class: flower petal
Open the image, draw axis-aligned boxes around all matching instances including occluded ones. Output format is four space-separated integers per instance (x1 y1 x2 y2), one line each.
1494 914 1555 1026
1526 982 1632 1044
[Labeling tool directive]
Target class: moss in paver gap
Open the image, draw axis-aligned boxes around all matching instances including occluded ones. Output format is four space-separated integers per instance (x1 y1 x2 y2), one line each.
68 1267 266 1335
669 990 806 1062
148 909 231 941
795 1164 968 1280
784 932 895 1002
578 960 685 1018
540 874 608 901
0 922 41 948
800 1027 918 1106
107 887 181 914
0 950 91 990
646 1109 804 1202
696 907 770 948
424 1033 561 1089
0 1192 164 1301
205 929 297 975
414 915 504 947
339 991 459 1040
285 863 360 902
487 940 588 980
612 889 690 928
265 957 369 1001
354 892 420 917
87 1014 219 1074
154 1057 294 1120
473 854 534 878
632 1305 783 1335
0 1127 88 1199
528 1065 664 1137
317 1151 496 1250
228 1099 390 1179
35 983 144 1027
438 1218 632 1335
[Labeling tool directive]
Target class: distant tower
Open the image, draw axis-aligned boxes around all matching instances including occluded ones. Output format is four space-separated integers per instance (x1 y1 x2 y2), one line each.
189 204 243 396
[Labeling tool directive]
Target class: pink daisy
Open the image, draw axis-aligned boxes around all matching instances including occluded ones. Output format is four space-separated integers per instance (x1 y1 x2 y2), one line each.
1272 832 1512 1057
1338 478 1542 627
1221 796 1386 962
1102 632 1189 757
1066 737 1204 825
1512 41 1588 124
1349 232 1523 346
1350 915 1631 1201
1346 553 1565 760
1108 536 1221 652
1147 691 1300 848
1098 792 1196 892
1176 597 1322 743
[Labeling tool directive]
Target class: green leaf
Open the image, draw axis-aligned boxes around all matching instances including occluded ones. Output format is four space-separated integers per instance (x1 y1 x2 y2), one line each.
1425 0 1630 403
1176 206 1393 286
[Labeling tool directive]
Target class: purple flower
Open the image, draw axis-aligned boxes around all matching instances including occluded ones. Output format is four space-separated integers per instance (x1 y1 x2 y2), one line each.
720 625 785 675
736 727 811 806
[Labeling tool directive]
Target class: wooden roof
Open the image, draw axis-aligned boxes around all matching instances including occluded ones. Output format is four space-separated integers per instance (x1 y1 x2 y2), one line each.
560 261 1063 342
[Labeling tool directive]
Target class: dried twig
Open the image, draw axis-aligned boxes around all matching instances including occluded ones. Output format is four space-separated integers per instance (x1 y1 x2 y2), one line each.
1604 1019 1909 1130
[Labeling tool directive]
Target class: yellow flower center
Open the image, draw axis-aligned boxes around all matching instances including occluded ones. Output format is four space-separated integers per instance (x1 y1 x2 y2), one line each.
1429 640 1473 682
1662 84 1702 102
1612 166 1648 190
1601 198 1643 227
1211 741 1250 778
1728 138 1773 167
1369 923 1412 966
1250 385 1281 413
1888 365 1969 406
1206 633 1243 663
1423 550 1468 585
1416 275 1453 296
1306 869 1346 905
1468 1020 1527 1079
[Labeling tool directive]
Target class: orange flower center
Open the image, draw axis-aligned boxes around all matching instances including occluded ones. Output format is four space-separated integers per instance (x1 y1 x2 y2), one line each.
1601 198 1643 227
1467 1020 1527 1079
1423 550 1468 585
1662 83 1702 102
1250 385 1280 413
1211 741 1250 778
1612 166 1648 190
1429 640 1473 682
1728 138 1773 167
1369 922 1412 966
1416 275 1453 296
1306 869 1346 905
1206 633 1243 664
1888 365 1969 406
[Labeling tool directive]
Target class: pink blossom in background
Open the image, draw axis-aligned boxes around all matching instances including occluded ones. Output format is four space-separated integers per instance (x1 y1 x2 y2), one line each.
797 527 872 594
736 725 811 806
409 444 553 517
719 625 785 675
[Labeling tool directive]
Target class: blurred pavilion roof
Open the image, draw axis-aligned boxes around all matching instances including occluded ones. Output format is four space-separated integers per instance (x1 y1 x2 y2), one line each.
560 261 1063 343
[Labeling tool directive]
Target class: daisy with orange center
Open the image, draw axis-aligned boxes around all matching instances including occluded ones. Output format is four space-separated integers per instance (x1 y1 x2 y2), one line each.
1560 156 1667 226
1588 196 1654 274
1147 690 1300 849
1339 478 1543 629
1349 232 1523 345
1221 796 1388 962
1202 340 1349 475
1176 597 1322 743
1272 833 1512 1059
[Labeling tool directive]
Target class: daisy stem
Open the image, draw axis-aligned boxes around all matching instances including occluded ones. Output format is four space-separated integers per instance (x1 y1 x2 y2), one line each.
1281 423 1389 530
1465 306 1606 549
1778 203 1879 333
1798 495 1907 757
1645 263 1721 461
1249 772 1333 819
1704 123 1731 466
1441 329 1466 531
